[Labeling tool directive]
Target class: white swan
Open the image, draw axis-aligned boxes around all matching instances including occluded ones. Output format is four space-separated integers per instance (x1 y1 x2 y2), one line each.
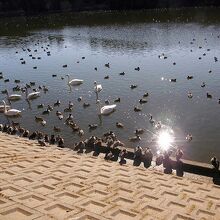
94 81 102 93
97 100 116 115
25 88 40 100
6 90 22 101
66 74 83 86
2 100 21 116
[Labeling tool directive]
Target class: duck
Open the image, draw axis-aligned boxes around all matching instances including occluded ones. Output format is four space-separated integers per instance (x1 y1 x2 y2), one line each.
63 64 67 68
170 78 177 82
66 74 84 86
149 114 155 124
94 67 97 71
130 84 137 89
114 98 121 102
104 100 110 105
52 74 57 77
207 92 212 99
14 79 21 83
186 134 192 142
58 114 64 120
54 100 61 106
78 129 84 137
83 103 90 108
54 126 61 132
139 99 147 104
88 124 98 130
23 129 30 137
187 76 193 80
78 97 82 102
70 124 80 132
134 106 141 112
104 75 109 79
116 122 124 128
42 109 50 115
188 92 193 98
1 100 21 117
129 135 141 142
47 105 53 111
30 82 35 86
4 79 9 83
35 116 44 121
66 114 73 121
201 82 206 88
134 67 140 71
105 63 110 68
1 89 7 94
6 90 22 101
64 107 72 112
134 129 145 135
119 72 125 75
56 111 62 116
43 86 49 92
68 101 74 108
41 120 46 126
37 104 44 109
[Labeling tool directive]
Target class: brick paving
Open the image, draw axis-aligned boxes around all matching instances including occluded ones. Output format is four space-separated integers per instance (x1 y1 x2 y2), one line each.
0 133 219 220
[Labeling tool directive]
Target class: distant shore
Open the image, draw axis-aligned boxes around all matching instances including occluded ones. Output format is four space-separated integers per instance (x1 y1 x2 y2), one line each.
0 0 220 17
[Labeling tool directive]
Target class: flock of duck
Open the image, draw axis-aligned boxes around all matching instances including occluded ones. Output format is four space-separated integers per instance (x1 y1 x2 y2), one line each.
0 34 219 151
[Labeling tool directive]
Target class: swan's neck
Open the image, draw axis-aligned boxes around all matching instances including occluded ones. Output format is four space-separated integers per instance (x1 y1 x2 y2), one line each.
67 75 70 84
2 101 6 113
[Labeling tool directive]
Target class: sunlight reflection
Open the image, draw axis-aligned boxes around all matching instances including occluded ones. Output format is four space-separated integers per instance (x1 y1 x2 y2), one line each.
157 130 174 151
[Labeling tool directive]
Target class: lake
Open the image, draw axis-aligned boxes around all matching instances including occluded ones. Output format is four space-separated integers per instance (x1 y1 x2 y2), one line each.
0 8 220 163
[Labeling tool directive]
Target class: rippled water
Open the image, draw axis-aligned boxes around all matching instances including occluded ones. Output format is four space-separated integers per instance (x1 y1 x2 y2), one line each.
0 8 220 163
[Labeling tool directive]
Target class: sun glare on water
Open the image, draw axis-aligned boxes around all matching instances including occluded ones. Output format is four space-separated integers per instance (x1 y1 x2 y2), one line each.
157 131 174 151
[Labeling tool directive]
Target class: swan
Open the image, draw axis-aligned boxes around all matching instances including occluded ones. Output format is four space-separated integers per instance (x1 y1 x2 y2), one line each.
97 100 116 115
2 100 21 116
94 81 102 93
66 74 83 86
25 87 40 100
6 90 22 101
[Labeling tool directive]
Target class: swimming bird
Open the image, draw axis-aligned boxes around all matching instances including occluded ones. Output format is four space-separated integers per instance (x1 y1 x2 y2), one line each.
54 126 61 132
119 72 125 75
35 116 44 122
134 129 145 134
105 63 110 68
139 99 147 104
104 75 109 79
201 82 206 88
116 122 124 128
114 98 121 102
207 92 212 99
94 81 102 93
25 87 40 100
78 97 82 102
6 90 22 101
37 104 44 109
83 103 90 108
41 120 46 126
130 85 137 89
66 74 83 86
149 114 155 124
134 67 140 71
78 129 84 137
134 106 141 112
2 100 21 117
187 76 193 80
97 100 116 115
129 135 141 142
170 79 177 82
54 100 61 106
188 92 193 98
88 124 98 130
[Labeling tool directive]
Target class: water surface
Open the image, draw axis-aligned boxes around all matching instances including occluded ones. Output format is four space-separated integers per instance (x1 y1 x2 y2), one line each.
0 8 220 163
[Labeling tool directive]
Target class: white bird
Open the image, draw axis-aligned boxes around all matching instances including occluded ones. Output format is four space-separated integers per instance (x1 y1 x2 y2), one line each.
66 74 83 86
94 81 102 93
6 90 22 101
2 100 21 116
97 100 116 115
25 87 40 100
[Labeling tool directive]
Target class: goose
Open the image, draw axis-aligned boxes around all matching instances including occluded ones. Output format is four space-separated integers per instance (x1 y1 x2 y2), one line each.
135 129 145 135
2 100 21 116
25 87 40 100
66 74 83 86
94 81 102 93
6 90 22 101
129 135 141 142
116 122 124 128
